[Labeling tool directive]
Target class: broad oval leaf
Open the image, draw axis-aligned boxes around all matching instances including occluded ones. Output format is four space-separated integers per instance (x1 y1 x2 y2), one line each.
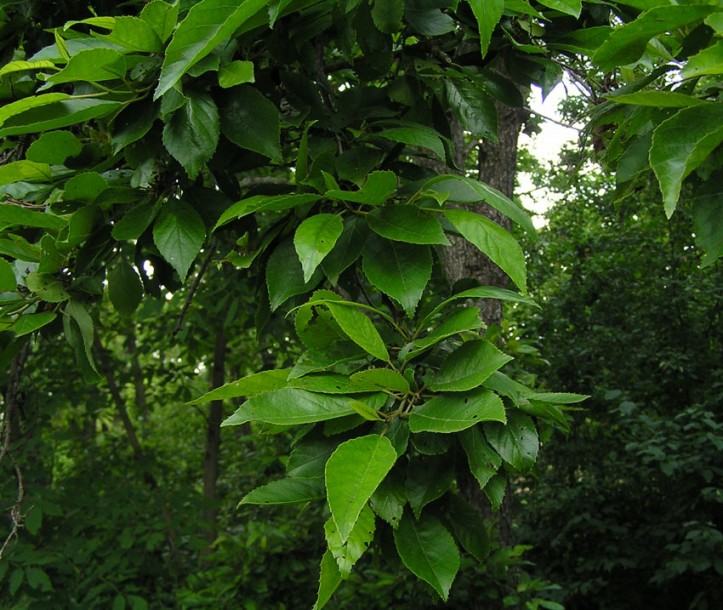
409 388 506 433
350 368 410 394
14 312 57 337
366 206 449 245
429 340 513 392
324 505 375 577
223 388 357 427
321 216 369 285
220 85 281 161
406 456 454 517
459 426 502 490
394 511 460 601
294 214 344 282
0 98 122 137
444 209 527 293
650 105 723 218
404 307 485 361
267 240 323 311
0 258 16 291
152 201 206 280
189 368 290 405
215 193 320 229
325 171 397 205
325 301 389 362
162 91 219 179
378 125 446 160
467 0 504 56
154 0 269 98
313 550 342 610
26 131 82 164
107 261 143 317
425 174 535 234
592 6 715 72
240 478 324 505
325 434 397 543
484 411 539 472
362 237 432 318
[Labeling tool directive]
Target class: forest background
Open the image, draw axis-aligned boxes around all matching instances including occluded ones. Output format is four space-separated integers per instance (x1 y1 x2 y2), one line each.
0 1 721 609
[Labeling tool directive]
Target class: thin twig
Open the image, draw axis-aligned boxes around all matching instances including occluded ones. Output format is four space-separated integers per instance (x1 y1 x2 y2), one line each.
172 238 218 337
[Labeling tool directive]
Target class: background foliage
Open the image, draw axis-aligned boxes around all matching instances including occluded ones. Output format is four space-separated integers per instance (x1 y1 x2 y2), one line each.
0 0 721 608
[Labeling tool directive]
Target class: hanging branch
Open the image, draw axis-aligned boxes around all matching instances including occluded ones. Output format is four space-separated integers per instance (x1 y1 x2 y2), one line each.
0 342 31 562
172 237 217 337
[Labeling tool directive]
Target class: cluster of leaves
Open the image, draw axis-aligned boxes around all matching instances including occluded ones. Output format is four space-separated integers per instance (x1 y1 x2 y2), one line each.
0 0 721 605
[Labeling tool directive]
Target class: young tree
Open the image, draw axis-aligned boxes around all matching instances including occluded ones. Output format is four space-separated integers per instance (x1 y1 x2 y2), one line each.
0 0 720 605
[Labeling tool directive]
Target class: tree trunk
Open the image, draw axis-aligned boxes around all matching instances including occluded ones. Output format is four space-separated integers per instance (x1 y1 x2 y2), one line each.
201 323 226 554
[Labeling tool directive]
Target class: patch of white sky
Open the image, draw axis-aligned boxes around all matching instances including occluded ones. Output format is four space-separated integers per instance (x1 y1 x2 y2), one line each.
517 82 580 228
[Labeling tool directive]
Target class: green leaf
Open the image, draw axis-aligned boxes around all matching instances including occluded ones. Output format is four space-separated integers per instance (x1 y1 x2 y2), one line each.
394 511 460 601
426 174 535 234
467 0 504 56
26 131 82 164
409 389 506 433
267 240 323 311
0 203 65 230
370 470 406 527
446 78 498 140
650 105 723 217
0 258 15 291
140 0 179 43
162 91 219 179
444 209 527 292
405 307 485 361
347 399 384 421
152 201 206 280
485 411 539 472
429 340 513 392
192 369 289 405
0 60 56 78
216 193 319 229
321 216 369 285
154 0 269 98
692 194 723 267
0 163 52 194
287 438 337 480
64 172 107 203
313 551 342 610
426 287 537 324
14 312 57 337
350 368 409 394
289 373 375 394
224 388 356 427
112 102 158 154
0 98 122 137
0 93 70 127
592 6 715 71
537 0 582 18
325 171 397 206
47 48 126 85
112 202 157 241
367 206 449 245
371 0 403 33
325 301 389 362
483 472 507 510
325 505 375 577
107 261 143 317
240 478 324 505
325 434 397 543
289 343 366 379
294 214 344 282
459 426 502 490
406 456 454 517
363 238 432 317
680 40 723 78
92 16 162 52
218 60 255 87
447 495 489 562
64 300 100 382
378 125 446 160
25 273 70 302
527 392 587 404
219 84 281 161
608 91 710 107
